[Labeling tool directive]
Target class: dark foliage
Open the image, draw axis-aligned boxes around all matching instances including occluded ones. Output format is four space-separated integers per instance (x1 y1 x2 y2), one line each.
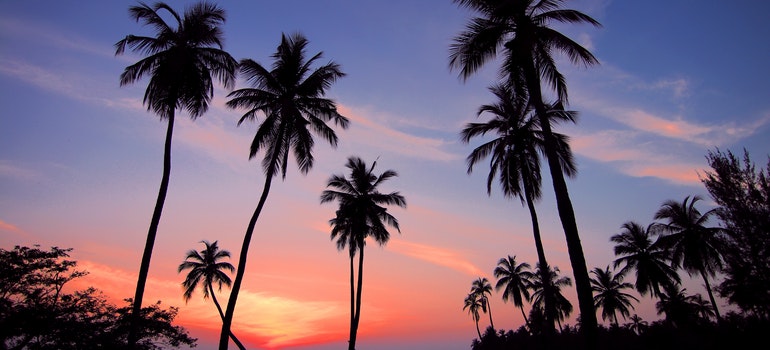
470 315 768 350
0 245 196 350
702 148 770 318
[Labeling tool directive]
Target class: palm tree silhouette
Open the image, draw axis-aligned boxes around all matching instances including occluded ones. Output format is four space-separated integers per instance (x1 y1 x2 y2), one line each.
461 82 576 334
470 277 496 332
625 314 648 335
611 221 681 300
178 241 244 350
464 293 484 339
589 265 639 327
530 264 572 332
115 2 236 344
320 156 406 350
449 0 602 340
653 195 726 321
220 33 348 349
655 284 700 327
493 255 534 330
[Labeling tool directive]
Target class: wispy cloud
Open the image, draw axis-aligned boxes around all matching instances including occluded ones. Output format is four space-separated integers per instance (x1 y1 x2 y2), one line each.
388 239 484 276
0 219 21 233
0 16 116 59
338 104 461 162
0 161 40 181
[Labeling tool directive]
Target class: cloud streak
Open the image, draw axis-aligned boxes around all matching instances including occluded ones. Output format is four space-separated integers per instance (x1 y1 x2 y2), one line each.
388 239 484 276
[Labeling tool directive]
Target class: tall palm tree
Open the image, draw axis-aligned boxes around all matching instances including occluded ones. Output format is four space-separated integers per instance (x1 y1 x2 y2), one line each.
461 82 576 334
610 221 681 300
493 255 534 328
589 265 639 327
470 277 496 331
464 293 484 339
115 2 236 345
178 241 244 350
320 156 406 350
530 263 573 331
653 195 726 321
220 33 349 349
449 0 602 340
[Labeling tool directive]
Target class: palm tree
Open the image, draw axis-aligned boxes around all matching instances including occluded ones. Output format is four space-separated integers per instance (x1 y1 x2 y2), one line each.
624 314 648 335
178 241 244 350
655 284 700 327
610 221 681 300
493 255 534 329
653 195 726 321
461 82 576 334
589 265 639 327
464 293 484 339
449 0 602 340
320 156 406 350
470 277 496 332
115 2 236 345
220 33 348 349
530 263 573 331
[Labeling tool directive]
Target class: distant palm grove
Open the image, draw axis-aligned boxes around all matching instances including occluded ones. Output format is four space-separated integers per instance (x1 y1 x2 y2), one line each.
3 1 768 350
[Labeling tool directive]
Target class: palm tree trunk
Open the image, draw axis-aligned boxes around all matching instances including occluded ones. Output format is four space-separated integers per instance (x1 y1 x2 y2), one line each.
700 268 722 321
208 285 245 350
523 185 556 336
475 317 482 340
519 305 530 331
128 112 174 348
348 251 355 350
486 297 495 331
350 240 365 350
522 62 598 348
219 169 275 350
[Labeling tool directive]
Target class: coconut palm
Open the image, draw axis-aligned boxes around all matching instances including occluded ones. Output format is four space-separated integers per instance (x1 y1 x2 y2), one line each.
611 221 681 299
321 156 406 350
178 241 243 350
470 277 496 331
115 2 236 344
653 195 726 321
589 265 639 327
464 293 484 339
220 33 348 349
449 0 602 338
461 82 576 334
493 255 534 328
530 263 573 331
624 314 648 335
655 284 701 327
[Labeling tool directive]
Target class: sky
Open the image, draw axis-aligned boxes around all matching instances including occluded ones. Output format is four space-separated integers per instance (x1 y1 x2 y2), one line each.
1 0 769 349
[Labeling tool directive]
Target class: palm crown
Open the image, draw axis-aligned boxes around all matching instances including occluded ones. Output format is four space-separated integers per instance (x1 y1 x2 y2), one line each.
178 240 234 302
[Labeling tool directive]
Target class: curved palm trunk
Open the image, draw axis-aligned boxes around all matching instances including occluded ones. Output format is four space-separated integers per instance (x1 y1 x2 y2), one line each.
523 184 556 336
348 251 355 350
485 297 495 331
208 285 245 350
219 169 275 349
700 268 722 321
128 112 174 347
474 316 482 340
521 62 598 347
519 305 530 331
350 240 365 350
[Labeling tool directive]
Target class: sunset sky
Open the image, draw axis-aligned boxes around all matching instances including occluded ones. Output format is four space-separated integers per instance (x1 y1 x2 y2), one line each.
1 1 769 349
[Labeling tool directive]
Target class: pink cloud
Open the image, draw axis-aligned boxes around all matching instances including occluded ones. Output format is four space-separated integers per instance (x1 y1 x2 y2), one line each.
388 238 485 276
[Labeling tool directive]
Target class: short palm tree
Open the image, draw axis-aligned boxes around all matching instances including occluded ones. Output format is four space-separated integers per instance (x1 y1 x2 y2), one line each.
493 255 534 329
464 293 484 339
115 2 236 344
530 263 573 331
461 82 576 334
220 33 349 349
449 0 603 338
611 221 681 300
589 265 639 327
470 277 496 332
653 195 726 320
178 241 243 350
320 156 406 350
625 314 648 335
655 284 700 327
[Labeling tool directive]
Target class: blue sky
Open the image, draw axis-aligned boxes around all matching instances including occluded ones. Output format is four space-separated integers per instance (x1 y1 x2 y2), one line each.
1 1 769 349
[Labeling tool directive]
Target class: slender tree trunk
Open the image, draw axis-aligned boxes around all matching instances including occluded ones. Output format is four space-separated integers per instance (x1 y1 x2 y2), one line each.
219 170 274 349
350 241 365 350
522 62 597 348
486 297 495 332
128 112 174 348
524 185 556 336
208 285 245 350
348 251 355 350
700 268 722 321
475 317 482 340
